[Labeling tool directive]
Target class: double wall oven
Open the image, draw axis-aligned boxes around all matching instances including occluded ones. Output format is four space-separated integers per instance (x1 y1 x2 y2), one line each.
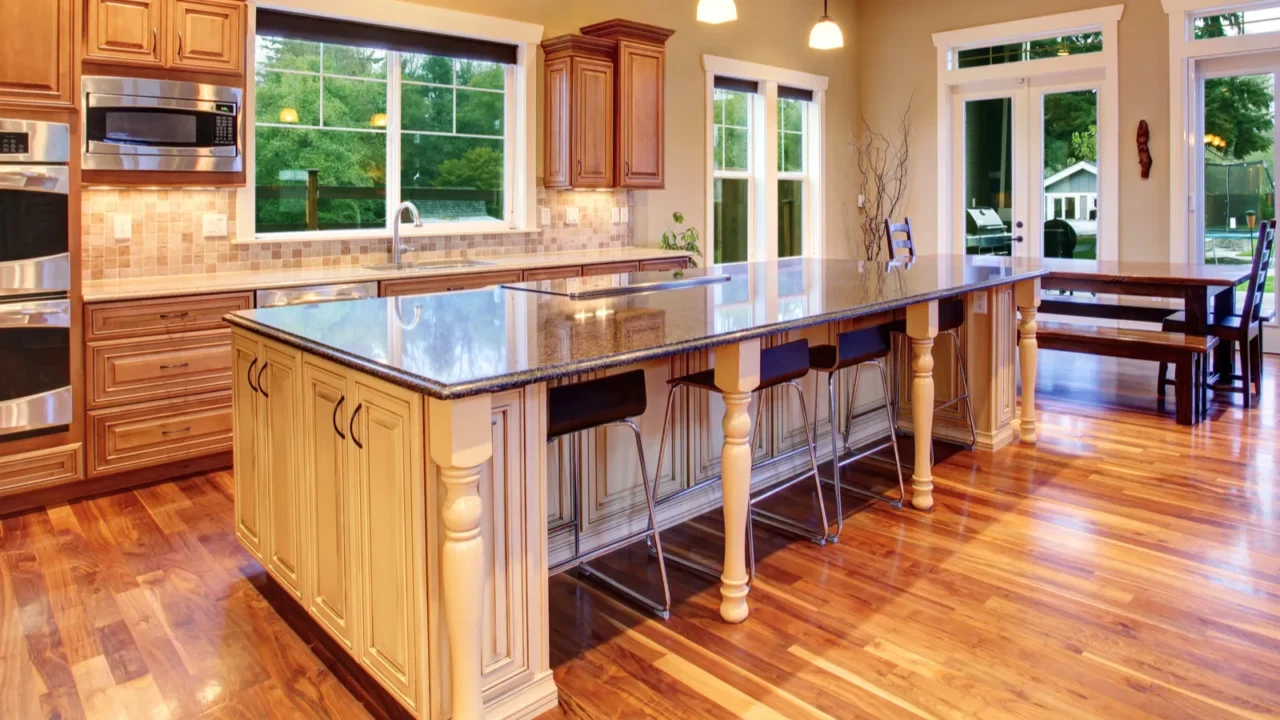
0 119 72 441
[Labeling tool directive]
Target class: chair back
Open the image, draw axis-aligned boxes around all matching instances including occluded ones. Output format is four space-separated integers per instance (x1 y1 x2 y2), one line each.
1241 220 1276 324
884 217 914 261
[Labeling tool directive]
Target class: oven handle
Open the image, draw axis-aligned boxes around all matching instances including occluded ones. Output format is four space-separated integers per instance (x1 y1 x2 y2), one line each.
87 93 234 114
0 166 70 194
0 299 71 328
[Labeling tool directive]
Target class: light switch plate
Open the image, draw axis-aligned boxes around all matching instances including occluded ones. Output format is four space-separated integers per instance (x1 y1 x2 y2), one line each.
112 214 131 241
621 207 629 223
203 213 228 238
539 207 551 226
611 207 620 223
565 207 580 226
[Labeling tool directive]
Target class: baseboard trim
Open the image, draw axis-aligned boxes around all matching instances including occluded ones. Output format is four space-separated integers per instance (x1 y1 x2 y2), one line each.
0 451 232 519
484 671 559 720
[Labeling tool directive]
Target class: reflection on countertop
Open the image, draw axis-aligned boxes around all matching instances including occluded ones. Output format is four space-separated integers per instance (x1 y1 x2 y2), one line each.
225 255 1048 399
82 247 693 302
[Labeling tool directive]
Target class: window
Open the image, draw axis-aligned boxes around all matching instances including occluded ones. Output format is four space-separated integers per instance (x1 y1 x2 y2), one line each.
713 78 754 264
248 8 531 240
777 89 810 259
955 32 1103 69
1194 8 1280 39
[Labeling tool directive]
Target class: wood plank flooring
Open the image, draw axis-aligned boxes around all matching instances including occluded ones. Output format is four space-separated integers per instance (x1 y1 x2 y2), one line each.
1 353 1277 719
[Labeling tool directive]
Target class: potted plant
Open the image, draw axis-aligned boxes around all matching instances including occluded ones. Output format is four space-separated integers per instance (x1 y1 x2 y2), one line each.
658 212 704 269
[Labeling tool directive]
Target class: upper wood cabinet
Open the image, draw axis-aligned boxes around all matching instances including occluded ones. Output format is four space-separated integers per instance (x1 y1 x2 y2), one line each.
0 0 75 106
84 0 244 75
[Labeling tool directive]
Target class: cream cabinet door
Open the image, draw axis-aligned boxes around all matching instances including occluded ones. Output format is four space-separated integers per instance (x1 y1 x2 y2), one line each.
231 331 264 560
351 377 426 715
262 342 305 600
301 357 358 651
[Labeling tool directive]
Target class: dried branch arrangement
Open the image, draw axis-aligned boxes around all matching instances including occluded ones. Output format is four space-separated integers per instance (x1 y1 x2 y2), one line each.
856 97 912 261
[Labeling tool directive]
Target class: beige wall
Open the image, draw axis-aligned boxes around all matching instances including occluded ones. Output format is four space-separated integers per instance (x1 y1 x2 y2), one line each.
856 0 1171 262
405 0 861 259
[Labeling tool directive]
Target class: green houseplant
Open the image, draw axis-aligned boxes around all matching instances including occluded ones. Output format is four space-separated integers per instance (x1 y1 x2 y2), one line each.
659 212 704 268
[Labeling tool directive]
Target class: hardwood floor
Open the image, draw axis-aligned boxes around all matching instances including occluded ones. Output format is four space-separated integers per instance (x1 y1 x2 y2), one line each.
2 354 1277 719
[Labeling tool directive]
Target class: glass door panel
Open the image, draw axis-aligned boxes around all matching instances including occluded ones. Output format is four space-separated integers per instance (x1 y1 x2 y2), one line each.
961 96 1018 256
1039 88 1099 259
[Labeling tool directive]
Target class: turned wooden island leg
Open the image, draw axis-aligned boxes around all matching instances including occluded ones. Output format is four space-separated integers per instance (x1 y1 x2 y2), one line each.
906 302 939 511
428 394 494 720
713 339 761 624
1015 279 1042 444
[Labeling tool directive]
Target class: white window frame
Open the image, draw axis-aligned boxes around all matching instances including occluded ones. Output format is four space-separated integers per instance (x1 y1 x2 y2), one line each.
238 0 541 243
777 97 808 259
932 5 1123 260
702 55 828 264
711 86 755 264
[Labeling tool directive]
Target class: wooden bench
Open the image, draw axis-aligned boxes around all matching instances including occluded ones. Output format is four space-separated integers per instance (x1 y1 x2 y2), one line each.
1040 295 1181 324
1036 321 1219 426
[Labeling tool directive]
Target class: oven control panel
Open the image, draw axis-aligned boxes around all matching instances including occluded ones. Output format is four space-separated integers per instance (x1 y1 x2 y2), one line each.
0 132 29 156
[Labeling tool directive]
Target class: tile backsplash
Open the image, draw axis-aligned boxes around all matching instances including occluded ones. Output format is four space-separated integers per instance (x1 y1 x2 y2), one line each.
82 186 634 280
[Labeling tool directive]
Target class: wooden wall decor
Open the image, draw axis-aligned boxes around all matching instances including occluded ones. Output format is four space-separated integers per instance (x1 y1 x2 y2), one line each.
1137 120 1153 179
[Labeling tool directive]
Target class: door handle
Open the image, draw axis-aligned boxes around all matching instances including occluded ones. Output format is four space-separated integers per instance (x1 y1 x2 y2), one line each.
350 403 364 449
256 361 270 397
162 426 192 436
333 395 347 439
177 31 184 59
624 161 631 177
577 159 582 177
246 357 258 392
1013 236 1025 243
159 362 189 370
151 28 158 54
159 311 189 319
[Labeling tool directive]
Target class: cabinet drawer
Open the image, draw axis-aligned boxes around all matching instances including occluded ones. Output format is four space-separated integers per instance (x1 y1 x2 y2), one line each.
583 261 640 276
639 258 689 272
87 292 253 341
89 330 233 409
522 265 582 282
89 393 233 476
380 270 524 297
0 444 82 495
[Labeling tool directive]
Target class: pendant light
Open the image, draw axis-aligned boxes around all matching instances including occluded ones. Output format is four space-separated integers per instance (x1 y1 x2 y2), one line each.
697 0 737 24
808 0 844 50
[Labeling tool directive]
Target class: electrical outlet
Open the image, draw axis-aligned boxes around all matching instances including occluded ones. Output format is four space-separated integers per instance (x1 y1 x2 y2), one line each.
620 207 629 223
539 207 551 226
112 214 132 241
202 213 228 238
565 207 580 226
973 293 989 314
611 207 621 223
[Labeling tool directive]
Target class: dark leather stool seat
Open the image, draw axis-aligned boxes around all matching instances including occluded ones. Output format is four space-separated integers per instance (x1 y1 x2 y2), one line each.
810 325 894 372
669 339 811 392
939 298 965 332
549 369 647 440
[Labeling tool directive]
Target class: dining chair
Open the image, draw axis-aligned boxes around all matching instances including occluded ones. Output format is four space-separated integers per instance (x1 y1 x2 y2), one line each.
1159 220 1275 409
884 217 978 451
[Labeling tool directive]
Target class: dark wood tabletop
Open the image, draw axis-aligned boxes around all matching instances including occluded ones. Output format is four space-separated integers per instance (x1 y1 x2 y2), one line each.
1042 258 1252 287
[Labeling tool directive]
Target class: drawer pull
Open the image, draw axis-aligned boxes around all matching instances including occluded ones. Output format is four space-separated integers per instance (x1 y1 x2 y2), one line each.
162 426 192 436
333 395 346 439
159 362 189 370
159 312 190 320
350 403 364 449
257 362 270 398
246 358 258 392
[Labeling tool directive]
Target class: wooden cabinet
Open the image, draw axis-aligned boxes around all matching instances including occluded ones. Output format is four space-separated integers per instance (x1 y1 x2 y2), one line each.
169 0 243 73
85 0 163 66
262 342 304 599
639 257 689 273
84 0 244 75
0 445 83 496
583 261 639 277
523 265 582 282
232 331 264 559
379 270 523 297
88 392 232 475
0 0 75 106
86 292 252 341
88 330 233 408
543 19 675 190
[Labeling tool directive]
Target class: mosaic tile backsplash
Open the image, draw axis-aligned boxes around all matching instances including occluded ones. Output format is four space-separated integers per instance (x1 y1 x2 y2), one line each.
82 187 634 280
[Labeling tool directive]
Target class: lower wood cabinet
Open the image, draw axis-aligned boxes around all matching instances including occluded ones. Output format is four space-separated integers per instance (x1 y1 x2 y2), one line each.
0 444 83 496
88 393 232 476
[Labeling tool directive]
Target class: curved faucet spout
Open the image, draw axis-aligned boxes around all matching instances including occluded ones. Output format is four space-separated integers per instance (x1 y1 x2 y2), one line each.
392 201 424 264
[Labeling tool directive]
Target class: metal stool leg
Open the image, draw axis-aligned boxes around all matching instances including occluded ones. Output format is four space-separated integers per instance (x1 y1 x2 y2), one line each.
876 360 908 504
751 382 830 544
948 329 978 450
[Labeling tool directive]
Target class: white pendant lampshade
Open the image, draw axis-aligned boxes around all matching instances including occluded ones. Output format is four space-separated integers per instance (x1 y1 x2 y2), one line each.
809 0 844 50
697 0 738 24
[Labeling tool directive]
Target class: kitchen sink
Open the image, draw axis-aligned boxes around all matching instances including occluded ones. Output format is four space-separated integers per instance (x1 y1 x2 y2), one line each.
363 259 495 272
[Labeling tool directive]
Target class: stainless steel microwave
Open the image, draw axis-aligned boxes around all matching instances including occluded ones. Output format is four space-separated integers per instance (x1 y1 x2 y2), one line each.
82 76 242 173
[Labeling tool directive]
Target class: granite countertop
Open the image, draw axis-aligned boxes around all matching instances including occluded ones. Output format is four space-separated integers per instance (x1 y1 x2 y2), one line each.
225 255 1048 400
82 247 693 302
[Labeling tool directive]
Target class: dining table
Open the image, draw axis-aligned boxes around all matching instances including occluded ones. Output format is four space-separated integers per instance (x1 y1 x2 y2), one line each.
1040 257 1254 393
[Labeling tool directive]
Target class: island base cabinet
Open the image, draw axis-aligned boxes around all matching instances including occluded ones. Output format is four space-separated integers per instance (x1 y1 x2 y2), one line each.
232 334 554 720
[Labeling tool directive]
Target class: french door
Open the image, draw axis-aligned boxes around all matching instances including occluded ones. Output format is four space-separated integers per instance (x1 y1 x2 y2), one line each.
950 72 1103 262
1193 52 1279 354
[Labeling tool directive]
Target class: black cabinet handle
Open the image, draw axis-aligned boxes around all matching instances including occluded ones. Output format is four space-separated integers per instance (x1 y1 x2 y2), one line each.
257 362 270 398
246 358 258 392
333 395 346 440
350 403 364 449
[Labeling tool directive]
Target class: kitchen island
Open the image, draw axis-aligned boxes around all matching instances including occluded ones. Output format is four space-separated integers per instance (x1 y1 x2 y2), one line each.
224 255 1047 720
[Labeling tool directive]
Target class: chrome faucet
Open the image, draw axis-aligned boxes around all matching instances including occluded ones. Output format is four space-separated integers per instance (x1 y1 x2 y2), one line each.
392 201 423 265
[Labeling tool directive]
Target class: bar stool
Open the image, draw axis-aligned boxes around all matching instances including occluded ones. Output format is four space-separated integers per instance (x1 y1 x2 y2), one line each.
652 339 830 580
546 369 671 619
809 324 908 540
886 218 978 453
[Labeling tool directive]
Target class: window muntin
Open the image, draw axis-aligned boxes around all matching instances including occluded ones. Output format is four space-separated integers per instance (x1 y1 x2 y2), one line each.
1194 8 1280 39
253 34 509 236
956 32 1103 69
